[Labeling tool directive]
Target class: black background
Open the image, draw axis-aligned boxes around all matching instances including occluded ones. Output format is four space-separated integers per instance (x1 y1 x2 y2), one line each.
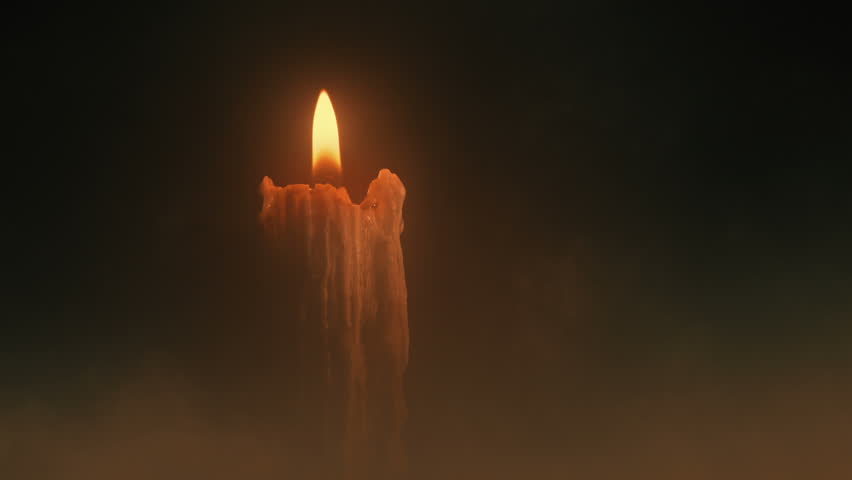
5 4 852 479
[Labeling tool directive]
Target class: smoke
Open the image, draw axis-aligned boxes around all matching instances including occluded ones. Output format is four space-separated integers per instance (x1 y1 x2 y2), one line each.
0 363 294 480
4 249 852 479
3 337 851 479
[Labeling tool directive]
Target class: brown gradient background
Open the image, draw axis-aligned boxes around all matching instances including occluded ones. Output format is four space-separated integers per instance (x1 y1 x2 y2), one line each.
4 3 852 479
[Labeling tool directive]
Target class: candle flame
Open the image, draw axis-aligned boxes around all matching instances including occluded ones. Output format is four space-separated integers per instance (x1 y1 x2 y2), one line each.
312 90 342 181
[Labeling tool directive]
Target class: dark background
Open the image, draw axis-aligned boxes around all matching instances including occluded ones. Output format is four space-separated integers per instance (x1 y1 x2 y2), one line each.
4 4 852 479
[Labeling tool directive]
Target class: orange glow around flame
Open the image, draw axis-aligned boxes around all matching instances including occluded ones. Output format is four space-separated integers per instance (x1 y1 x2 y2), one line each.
312 90 342 180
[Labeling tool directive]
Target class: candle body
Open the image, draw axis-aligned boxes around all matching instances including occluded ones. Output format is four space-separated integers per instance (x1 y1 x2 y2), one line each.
259 169 408 479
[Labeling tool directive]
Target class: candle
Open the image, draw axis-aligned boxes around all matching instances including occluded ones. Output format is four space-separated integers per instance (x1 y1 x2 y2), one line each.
259 90 409 479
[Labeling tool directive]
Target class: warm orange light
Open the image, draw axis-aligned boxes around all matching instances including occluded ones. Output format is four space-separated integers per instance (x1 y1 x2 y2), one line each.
312 90 342 180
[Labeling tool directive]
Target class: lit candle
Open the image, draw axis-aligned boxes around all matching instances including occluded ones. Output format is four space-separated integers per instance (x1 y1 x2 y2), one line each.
259 90 409 479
